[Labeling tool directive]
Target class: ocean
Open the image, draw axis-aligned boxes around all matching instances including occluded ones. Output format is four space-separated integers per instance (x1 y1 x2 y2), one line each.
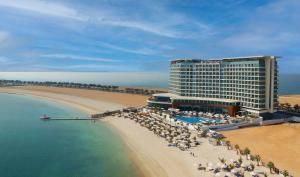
0 93 139 177
0 72 299 94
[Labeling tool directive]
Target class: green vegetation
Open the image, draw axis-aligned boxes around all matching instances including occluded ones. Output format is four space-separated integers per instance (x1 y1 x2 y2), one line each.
255 155 261 166
244 147 251 156
234 144 240 154
267 161 275 173
283 170 289 177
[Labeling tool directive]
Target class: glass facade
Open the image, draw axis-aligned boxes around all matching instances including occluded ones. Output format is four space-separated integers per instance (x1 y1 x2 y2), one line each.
169 56 278 114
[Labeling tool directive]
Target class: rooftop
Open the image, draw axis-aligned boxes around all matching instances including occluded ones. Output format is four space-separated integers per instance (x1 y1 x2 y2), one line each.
171 56 277 64
153 93 239 103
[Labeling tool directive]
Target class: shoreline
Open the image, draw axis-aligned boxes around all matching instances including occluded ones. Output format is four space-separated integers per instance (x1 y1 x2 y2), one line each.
1 86 298 177
0 86 212 177
0 87 167 177
104 120 168 177
0 91 96 114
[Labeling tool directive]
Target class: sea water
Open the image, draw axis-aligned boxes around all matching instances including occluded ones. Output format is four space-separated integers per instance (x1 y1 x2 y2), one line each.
0 72 299 94
0 93 139 177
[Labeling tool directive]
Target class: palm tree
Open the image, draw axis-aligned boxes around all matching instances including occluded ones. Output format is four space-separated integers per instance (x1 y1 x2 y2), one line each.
282 170 289 177
294 104 299 112
284 103 291 111
250 154 255 161
255 155 261 166
234 144 240 154
267 161 275 173
225 140 231 150
244 147 251 159
279 103 285 110
238 156 243 164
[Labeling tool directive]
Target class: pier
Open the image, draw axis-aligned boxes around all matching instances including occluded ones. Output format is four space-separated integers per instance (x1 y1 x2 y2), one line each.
40 107 139 121
43 117 95 121
40 115 96 121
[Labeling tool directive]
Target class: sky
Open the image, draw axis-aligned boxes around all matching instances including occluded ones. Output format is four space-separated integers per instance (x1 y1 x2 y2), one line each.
0 0 299 73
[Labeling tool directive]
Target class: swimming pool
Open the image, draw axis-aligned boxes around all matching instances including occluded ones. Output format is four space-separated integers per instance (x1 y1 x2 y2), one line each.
175 116 221 124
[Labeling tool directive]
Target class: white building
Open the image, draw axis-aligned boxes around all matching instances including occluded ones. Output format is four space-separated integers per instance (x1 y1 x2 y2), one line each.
148 56 278 116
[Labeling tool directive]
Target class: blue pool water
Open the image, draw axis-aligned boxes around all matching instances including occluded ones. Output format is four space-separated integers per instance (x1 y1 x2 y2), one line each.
175 116 221 124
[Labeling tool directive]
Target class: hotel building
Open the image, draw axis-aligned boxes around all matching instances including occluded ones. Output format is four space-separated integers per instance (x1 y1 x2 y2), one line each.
148 56 278 116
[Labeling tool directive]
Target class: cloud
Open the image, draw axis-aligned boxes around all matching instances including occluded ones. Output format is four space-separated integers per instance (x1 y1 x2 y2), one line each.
0 30 27 52
220 0 300 52
97 19 180 38
98 42 158 56
1 0 299 73
0 0 86 21
65 64 115 69
0 0 212 39
41 54 119 62
0 31 9 41
0 56 32 69
32 63 122 72
222 32 297 51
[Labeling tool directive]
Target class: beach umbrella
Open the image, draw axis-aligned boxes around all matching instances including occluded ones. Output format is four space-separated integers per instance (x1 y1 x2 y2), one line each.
250 172 256 176
231 169 236 173
215 173 221 176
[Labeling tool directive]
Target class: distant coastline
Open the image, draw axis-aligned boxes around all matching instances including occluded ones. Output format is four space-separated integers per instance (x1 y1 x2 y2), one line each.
0 72 299 94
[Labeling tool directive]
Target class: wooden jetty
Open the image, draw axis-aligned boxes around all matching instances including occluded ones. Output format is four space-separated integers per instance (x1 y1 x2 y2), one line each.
40 116 95 121
41 107 139 121
47 118 93 120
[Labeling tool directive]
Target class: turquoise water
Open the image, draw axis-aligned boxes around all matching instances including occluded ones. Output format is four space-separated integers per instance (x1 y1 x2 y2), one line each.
0 93 139 177
175 116 221 124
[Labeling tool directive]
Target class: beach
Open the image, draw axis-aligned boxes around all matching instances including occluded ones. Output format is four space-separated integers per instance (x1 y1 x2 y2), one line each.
0 86 297 177
0 86 205 177
0 86 148 114
222 124 300 176
279 95 300 106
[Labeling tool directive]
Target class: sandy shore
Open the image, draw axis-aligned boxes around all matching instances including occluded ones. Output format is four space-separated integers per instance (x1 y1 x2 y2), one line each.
0 86 148 114
0 86 289 177
279 95 300 106
0 86 226 177
0 86 205 177
223 124 300 176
